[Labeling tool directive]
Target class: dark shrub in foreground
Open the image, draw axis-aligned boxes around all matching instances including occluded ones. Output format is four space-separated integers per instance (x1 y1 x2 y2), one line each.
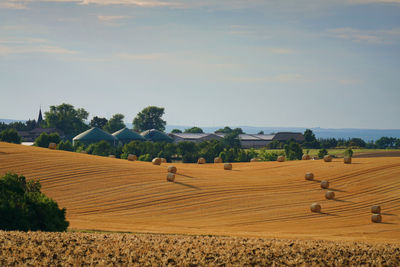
0 128 21 144
0 173 69 231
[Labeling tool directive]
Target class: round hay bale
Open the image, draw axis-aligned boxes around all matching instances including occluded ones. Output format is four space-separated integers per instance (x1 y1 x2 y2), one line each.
161 158 167 163
371 205 381 214
224 163 232 170
277 156 285 162
305 172 314 181
127 154 137 161
344 157 352 164
108 155 115 158
310 203 321 213
323 155 332 162
214 157 223 163
167 166 177 174
302 154 311 160
320 180 330 189
325 191 335 200
152 157 162 165
197 157 206 164
48 142 56 150
166 172 175 182
80 150 87 154
371 214 382 223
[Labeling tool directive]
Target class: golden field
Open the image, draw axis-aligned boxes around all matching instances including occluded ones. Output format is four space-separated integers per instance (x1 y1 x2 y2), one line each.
0 142 399 243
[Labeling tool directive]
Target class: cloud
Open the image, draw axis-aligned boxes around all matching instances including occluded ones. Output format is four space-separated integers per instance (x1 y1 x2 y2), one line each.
115 52 165 60
327 27 400 44
228 73 306 84
0 38 77 56
0 1 27 9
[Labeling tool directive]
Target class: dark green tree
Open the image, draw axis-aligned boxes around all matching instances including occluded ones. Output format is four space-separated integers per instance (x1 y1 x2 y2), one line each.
184 127 204 133
177 141 199 163
103 114 126 133
90 116 108 129
171 129 182 133
57 140 74 151
86 140 114 157
215 126 233 134
375 137 397 149
318 149 328 159
347 138 366 148
44 103 89 136
258 130 264 134
133 106 166 132
34 132 61 148
0 129 21 144
284 142 303 160
0 173 69 231
222 132 241 149
302 129 320 149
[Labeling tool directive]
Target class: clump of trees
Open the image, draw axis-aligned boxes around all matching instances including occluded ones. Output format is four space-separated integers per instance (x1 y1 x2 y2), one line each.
0 128 21 144
0 173 69 231
34 132 61 148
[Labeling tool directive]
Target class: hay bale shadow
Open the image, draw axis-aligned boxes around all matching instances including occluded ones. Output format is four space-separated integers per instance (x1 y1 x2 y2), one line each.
173 181 201 190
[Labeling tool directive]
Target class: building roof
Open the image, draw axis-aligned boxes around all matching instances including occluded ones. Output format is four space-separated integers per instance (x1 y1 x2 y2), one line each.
273 132 304 141
112 128 146 141
251 134 275 141
169 133 221 139
141 129 173 142
73 127 117 141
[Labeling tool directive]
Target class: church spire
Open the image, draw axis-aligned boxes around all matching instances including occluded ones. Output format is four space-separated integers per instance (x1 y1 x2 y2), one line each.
37 107 43 127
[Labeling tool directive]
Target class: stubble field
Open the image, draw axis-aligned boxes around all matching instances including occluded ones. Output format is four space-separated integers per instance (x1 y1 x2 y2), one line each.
0 142 400 265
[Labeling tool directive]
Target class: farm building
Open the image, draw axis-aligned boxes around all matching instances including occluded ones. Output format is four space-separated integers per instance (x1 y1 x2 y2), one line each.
273 132 305 142
141 129 173 143
73 127 117 146
112 128 146 145
168 133 223 143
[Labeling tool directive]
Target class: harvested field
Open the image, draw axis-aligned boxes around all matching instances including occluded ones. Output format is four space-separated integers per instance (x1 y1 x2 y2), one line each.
0 142 400 243
0 231 399 266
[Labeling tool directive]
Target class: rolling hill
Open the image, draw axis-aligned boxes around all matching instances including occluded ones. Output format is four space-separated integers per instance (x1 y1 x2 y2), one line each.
0 142 399 243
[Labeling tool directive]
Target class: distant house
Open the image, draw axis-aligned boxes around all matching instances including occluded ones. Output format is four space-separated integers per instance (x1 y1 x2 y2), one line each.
141 129 173 143
168 133 223 143
17 109 64 142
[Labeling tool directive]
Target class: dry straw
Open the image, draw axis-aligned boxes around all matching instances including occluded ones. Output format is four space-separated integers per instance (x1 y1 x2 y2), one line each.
161 158 167 163
197 157 206 164
108 155 115 158
323 155 332 162
325 191 335 200
214 157 223 163
152 158 162 165
48 143 56 150
302 154 311 160
310 203 321 213
167 166 177 174
277 156 285 162
371 214 382 223
344 157 352 164
166 172 175 182
127 154 137 161
371 205 381 214
224 163 232 170
320 180 330 189
305 172 314 181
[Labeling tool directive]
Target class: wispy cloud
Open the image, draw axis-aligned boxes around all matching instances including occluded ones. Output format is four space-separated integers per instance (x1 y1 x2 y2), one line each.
0 1 27 9
228 73 307 84
115 52 165 60
327 27 400 44
0 38 77 56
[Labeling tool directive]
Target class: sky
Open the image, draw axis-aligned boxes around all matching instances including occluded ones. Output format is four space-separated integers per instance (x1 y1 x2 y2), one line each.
0 0 399 129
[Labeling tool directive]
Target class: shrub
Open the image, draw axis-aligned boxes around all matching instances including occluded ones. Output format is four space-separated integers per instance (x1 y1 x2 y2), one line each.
344 148 353 158
34 132 61 148
0 173 68 231
318 149 328 159
86 140 114 157
138 154 152 162
57 140 73 151
284 142 303 160
0 128 21 144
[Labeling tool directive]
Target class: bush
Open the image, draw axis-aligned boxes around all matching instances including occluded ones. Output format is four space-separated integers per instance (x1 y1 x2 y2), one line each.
57 140 73 151
34 132 61 148
0 128 21 144
0 173 68 231
86 140 114 157
318 149 328 159
284 142 303 160
344 148 353 158
138 154 152 162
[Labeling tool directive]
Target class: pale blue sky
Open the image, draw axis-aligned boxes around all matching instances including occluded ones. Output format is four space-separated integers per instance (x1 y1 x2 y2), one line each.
1 0 399 129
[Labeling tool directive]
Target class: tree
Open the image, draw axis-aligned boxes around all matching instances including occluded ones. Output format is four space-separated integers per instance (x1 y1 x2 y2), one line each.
258 131 264 134
0 129 21 144
0 173 69 231
86 140 114 157
90 116 108 129
347 138 366 148
34 132 61 148
302 129 320 149
57 140 73 151
215 126 233 134
375 137 397 149
171 129 182 133
318 149 328 159
103 114 126 133
284 142 303 160
177 141 199 163
133 106 166 132
44 103 89 136
184 127 204 133
222 132 241 149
